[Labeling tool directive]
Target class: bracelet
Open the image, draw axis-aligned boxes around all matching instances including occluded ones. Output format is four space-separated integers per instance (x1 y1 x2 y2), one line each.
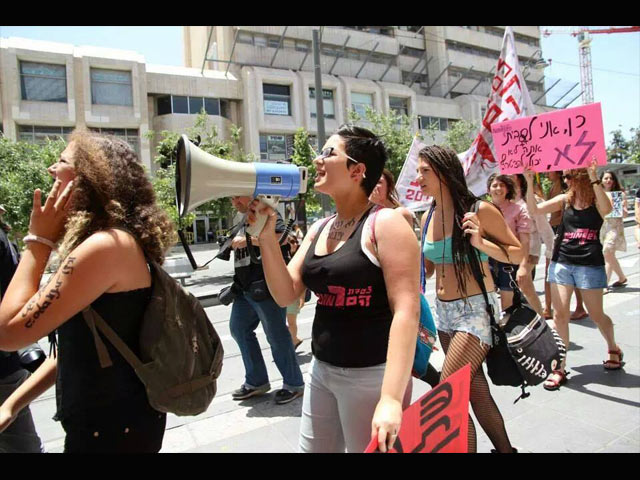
23 234 57 251
591 179 601 186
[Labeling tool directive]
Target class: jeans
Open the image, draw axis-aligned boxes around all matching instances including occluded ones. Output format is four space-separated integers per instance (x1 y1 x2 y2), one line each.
229 291 304 392
0 369 44 453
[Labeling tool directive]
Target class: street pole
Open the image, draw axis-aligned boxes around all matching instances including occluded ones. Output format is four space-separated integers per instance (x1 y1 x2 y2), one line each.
313 28 331 216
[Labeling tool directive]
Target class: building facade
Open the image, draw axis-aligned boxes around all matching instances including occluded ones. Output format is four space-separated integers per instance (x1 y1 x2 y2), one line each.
1 27 555 241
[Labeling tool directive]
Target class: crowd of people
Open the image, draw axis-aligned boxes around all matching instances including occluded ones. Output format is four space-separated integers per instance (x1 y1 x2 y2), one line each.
0 125 635 453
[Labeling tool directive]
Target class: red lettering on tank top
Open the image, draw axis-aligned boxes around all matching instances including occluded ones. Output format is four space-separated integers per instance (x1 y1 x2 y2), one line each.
563 228 598 245
316 285 373 308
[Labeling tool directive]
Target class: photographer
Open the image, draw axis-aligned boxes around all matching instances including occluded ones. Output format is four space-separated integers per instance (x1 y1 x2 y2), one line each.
227 196 304 405
0 206 44 453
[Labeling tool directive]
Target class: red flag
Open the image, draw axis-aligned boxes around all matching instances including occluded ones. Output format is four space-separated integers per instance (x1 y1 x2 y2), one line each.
364 364 471 453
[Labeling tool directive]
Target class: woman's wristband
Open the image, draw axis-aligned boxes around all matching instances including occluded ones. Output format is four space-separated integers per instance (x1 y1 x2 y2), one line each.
23 234 57 251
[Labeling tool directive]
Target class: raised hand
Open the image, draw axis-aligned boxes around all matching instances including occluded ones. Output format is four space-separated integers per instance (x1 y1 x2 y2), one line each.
29 179 74 243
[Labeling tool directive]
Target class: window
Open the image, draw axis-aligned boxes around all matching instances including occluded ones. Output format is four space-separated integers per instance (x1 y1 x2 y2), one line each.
402 46 425 58
259 134 294 162
172 95 189 114
295 41 309 52
156 95 221 115
389 96 409 116
157 95 171 115
268 37 280 48
351 92 373 117
18 125 73 144
90 127 140 155
418 116 457 131
90 68 133 106
189 97 204 115
309 88 335 119
238 32 253 45
254 35 267 47
263 83 291 116
20 61 67 103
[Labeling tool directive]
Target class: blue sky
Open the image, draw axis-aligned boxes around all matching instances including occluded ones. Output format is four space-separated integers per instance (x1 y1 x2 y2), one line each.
1 25 638 145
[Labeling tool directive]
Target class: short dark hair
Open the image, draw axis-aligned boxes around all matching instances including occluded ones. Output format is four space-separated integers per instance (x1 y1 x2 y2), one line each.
487 173 516 201
335 124 387 196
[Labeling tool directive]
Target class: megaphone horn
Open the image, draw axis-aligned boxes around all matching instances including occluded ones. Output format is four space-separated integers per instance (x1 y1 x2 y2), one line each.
175 135 307 235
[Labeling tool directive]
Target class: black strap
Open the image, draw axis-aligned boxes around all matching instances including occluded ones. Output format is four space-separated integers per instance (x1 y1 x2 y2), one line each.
469 201 498 328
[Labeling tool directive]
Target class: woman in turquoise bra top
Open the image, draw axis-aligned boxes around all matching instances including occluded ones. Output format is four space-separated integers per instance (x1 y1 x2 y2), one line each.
417 145 523 453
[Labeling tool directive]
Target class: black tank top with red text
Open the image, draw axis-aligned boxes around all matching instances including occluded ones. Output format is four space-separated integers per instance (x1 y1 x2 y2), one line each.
302 208 392 368
553 204 604 266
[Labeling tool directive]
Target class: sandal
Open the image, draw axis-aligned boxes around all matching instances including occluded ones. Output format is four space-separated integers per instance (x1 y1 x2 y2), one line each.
610 279 628 288
543 369 568 391
542 309 553 320
570 311 588 321
294 340 303 351
603 347 624 370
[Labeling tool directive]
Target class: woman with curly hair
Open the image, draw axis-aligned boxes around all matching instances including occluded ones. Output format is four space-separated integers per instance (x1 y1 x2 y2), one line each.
417 146 522 453
0 129 176 453
523 160 620 391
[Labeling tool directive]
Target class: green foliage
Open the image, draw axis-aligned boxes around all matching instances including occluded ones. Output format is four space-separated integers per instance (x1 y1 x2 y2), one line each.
0 136 65 241
291 128 321 216
347 107 428 179
607 129 629 163
443 119 478 153
147 111 249 231
628 127 639 164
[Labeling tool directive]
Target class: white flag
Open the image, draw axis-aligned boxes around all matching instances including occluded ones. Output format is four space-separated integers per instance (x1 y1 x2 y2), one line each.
460 26 536 196
396 135 431 211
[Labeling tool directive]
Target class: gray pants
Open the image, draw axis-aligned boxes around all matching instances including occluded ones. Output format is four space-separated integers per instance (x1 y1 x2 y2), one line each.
298 358 411 453
0 369 44 453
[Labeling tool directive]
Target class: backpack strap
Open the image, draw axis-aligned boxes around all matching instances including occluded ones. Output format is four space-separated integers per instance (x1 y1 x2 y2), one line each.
368 205 384 255
82 307 145 372
420 203 436 295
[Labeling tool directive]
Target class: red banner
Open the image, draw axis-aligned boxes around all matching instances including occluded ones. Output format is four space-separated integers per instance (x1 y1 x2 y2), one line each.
364 364 471 453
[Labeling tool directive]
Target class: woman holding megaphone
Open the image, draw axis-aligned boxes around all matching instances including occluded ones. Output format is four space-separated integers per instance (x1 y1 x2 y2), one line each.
250 125 419 453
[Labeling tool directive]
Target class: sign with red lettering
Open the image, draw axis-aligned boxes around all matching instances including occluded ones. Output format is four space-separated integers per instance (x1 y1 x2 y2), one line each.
492 103 606 174
364 364 471 453
459 26 537 196
396 135 431 211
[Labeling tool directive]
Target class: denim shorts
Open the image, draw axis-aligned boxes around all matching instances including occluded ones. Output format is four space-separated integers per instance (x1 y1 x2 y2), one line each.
548 261 607 290
434 292 498 347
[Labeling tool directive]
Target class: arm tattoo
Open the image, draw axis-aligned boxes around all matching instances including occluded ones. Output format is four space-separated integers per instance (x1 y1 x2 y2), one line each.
61 256 76 275
23 278 63 329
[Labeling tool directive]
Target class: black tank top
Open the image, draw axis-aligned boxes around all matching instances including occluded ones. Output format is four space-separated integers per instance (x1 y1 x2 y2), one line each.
54 287 152 423
301 208 392 368
553 204 604 266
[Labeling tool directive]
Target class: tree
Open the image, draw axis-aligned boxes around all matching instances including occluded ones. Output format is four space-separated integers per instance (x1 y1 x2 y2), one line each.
443 119 478 153
628 127 639 164
607 129 629 163
347 107 433 179
0 136 64 243
146 111 253 234
290 128 322 231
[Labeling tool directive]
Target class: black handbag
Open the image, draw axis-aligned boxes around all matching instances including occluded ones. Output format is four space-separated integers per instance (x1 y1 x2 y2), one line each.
247 279 270 302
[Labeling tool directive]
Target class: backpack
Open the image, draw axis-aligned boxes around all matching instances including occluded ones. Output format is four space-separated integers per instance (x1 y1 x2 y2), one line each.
82 260 224 416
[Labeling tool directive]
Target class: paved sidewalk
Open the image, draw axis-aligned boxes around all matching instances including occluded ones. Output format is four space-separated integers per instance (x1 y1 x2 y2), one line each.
26 225 640 453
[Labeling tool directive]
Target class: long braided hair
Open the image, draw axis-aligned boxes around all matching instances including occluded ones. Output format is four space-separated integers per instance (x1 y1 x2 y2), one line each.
418 145 505 298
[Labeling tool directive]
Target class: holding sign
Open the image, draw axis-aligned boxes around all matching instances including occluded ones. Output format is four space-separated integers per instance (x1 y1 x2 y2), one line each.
364 364 471 453
492 103 607 174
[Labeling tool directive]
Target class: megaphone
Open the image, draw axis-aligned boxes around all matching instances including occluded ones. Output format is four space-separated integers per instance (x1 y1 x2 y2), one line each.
176 134 308 236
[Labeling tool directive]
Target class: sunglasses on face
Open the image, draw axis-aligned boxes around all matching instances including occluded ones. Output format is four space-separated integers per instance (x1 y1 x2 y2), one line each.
319 147 360 166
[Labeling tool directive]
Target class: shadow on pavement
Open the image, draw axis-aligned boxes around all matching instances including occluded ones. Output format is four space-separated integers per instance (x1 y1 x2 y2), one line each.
563 364 640 408
243 394 303 419
568 342 585 351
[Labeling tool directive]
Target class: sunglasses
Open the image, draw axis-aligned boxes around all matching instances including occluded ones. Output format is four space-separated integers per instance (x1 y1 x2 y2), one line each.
318 147 360 166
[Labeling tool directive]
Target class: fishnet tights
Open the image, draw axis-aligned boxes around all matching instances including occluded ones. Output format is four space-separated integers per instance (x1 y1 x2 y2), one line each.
439 331 513 453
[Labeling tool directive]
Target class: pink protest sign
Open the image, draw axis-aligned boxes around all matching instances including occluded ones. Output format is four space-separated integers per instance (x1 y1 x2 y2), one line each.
491 102 607 174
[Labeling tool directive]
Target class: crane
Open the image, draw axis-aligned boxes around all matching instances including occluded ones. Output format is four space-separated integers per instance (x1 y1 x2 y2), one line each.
542 26 640 105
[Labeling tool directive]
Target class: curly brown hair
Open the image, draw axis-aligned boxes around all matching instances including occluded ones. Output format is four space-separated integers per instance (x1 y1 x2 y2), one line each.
58 129 177 264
